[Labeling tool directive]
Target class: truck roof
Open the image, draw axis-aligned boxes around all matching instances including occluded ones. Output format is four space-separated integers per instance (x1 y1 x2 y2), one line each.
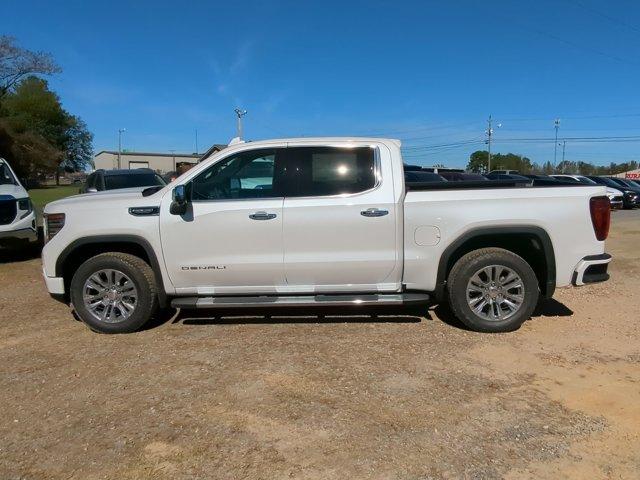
221 137 402 148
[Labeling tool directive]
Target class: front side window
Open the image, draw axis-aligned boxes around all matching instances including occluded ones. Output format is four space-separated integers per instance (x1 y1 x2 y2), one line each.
286 146 376 197
191 149 282 200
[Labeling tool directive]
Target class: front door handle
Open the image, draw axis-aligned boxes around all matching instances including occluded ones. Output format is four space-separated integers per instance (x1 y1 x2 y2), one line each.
361 208 389 217
249 211 277 220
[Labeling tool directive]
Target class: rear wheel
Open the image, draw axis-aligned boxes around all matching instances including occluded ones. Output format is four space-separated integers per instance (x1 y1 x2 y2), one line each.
447 248 539 332
70 252 158 333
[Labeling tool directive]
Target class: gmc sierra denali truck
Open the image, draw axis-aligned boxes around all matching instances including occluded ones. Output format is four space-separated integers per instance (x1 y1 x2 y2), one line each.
41 138 612 334
0 158 38 249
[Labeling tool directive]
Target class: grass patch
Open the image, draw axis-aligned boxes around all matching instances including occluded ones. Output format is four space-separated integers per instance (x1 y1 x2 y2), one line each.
28 185 79 209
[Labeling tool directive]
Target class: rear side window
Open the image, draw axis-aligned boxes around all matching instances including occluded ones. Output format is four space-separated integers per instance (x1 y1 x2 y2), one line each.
286 146 376 197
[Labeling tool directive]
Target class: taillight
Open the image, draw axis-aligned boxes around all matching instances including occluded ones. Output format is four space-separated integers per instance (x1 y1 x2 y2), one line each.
589 196 610 241
44 213 65 242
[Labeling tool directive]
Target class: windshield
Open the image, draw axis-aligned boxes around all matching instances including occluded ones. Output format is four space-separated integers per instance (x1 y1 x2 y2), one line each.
596 177 625 188
0 162 17 185
616 178 639 188
104 173 166 190
575 176 598 185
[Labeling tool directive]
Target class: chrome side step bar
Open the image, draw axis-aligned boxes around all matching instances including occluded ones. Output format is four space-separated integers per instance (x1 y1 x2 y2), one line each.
170 293 430 309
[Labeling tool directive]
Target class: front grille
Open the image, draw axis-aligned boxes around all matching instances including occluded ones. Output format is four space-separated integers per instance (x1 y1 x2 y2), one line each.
0 199 17 225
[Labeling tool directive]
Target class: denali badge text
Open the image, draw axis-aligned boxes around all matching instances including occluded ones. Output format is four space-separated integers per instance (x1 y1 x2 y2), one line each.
181 265 227 270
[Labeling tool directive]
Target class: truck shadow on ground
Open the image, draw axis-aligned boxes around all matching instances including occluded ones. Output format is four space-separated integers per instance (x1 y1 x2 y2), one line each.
433 298 574 331
0 244 42 264
160 298 573 331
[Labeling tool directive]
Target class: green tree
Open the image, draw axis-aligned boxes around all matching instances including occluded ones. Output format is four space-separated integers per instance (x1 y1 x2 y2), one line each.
0 76 93 182
467 151 534 173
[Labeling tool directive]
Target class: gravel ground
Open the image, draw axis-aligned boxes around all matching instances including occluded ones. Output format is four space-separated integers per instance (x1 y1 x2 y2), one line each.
0 211 638 479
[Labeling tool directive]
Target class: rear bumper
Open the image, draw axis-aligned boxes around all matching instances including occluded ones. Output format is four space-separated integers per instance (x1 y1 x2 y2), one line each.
572 253 612 286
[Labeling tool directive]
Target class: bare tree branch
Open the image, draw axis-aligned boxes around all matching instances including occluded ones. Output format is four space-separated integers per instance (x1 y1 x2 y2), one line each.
0 35 61 98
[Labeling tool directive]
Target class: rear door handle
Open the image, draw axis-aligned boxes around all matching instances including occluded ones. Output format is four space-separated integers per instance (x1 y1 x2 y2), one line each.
249 211 277 220
361 208 389 217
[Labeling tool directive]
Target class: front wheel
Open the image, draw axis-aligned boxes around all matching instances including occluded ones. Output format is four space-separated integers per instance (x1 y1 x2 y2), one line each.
446 248 539 333
70 252 158 333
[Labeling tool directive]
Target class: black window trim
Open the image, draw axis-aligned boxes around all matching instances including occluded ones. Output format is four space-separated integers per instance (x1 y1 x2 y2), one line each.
281 145 381 200
189 147 286 203
181 144 382 203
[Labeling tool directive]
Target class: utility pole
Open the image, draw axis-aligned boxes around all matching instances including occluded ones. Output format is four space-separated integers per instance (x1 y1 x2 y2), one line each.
234 108 247 139
485 116 501 173
117 128 126 169
169 149 176 171
486 115 493 173
553 119 560 170
562 140 566 172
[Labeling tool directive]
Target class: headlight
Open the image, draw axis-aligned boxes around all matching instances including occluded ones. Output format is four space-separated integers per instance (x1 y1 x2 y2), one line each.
17 198 33 219
44 213 65 242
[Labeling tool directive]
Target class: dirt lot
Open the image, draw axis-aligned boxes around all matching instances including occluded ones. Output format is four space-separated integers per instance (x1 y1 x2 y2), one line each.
0 212 638 480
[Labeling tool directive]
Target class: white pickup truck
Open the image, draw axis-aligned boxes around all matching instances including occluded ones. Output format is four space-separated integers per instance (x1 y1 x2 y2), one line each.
0 158 38 249
41 137 612 334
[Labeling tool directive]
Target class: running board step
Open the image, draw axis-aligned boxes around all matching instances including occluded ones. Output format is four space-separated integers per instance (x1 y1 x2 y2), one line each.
170 293 430 309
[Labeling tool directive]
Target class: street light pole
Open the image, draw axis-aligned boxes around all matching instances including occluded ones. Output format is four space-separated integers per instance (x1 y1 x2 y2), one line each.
234 108 247 139
117 128 126 169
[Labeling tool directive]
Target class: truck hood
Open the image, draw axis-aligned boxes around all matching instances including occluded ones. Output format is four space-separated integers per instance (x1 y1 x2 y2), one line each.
0 183 29 199
44 187 161 213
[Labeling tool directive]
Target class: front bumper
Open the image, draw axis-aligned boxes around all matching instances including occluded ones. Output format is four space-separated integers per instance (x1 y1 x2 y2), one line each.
0 226 38 243
572 253 612 286
42 267 66 295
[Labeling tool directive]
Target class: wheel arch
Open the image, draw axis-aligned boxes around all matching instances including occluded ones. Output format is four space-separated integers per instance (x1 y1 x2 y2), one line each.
55 235 167 307
434 226 556 302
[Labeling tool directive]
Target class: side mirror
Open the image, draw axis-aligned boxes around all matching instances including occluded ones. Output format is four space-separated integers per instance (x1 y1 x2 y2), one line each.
170 184 188 215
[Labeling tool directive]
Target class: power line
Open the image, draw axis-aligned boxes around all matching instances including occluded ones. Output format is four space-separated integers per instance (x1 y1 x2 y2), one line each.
565 0 640 35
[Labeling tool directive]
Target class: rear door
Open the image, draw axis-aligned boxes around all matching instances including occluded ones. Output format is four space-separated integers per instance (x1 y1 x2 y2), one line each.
281 144 400 292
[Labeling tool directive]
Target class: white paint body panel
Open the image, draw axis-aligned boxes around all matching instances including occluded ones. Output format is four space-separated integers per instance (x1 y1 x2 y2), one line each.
403 186 606 290
41 137 607 299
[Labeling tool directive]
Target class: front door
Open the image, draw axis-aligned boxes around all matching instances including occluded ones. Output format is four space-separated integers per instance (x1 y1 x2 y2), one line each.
160 148 287 294
281 145 400 293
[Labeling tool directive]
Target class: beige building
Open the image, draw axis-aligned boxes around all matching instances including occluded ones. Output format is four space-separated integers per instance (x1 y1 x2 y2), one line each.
614 168 640 180
93 145 226 174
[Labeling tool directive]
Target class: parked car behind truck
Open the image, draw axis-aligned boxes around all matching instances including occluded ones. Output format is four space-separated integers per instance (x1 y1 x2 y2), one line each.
0 158 38 249
42 137 612 334
80 168 166 193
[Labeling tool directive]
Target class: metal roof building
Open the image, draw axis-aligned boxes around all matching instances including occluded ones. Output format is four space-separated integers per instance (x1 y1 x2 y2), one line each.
93 144 226 174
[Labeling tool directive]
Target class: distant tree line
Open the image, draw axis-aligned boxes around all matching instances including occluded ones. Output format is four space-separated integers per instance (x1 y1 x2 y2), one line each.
467 150 638 176
0 36 93 184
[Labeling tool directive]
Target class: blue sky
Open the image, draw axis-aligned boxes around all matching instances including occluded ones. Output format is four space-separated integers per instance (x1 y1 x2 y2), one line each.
4 0 640 167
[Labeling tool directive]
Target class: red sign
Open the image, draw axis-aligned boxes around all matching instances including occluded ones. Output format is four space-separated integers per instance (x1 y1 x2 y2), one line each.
625 173 640 179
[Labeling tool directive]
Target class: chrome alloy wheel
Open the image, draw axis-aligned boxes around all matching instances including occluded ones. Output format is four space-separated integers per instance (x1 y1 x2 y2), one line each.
466 265 525 322
83 269 138 323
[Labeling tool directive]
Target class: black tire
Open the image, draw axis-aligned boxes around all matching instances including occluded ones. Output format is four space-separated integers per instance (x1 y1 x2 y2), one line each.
446 248 539 333
70 252 158 334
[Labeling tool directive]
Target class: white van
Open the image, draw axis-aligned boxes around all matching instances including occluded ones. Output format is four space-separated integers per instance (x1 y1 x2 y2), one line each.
0 158 38 248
